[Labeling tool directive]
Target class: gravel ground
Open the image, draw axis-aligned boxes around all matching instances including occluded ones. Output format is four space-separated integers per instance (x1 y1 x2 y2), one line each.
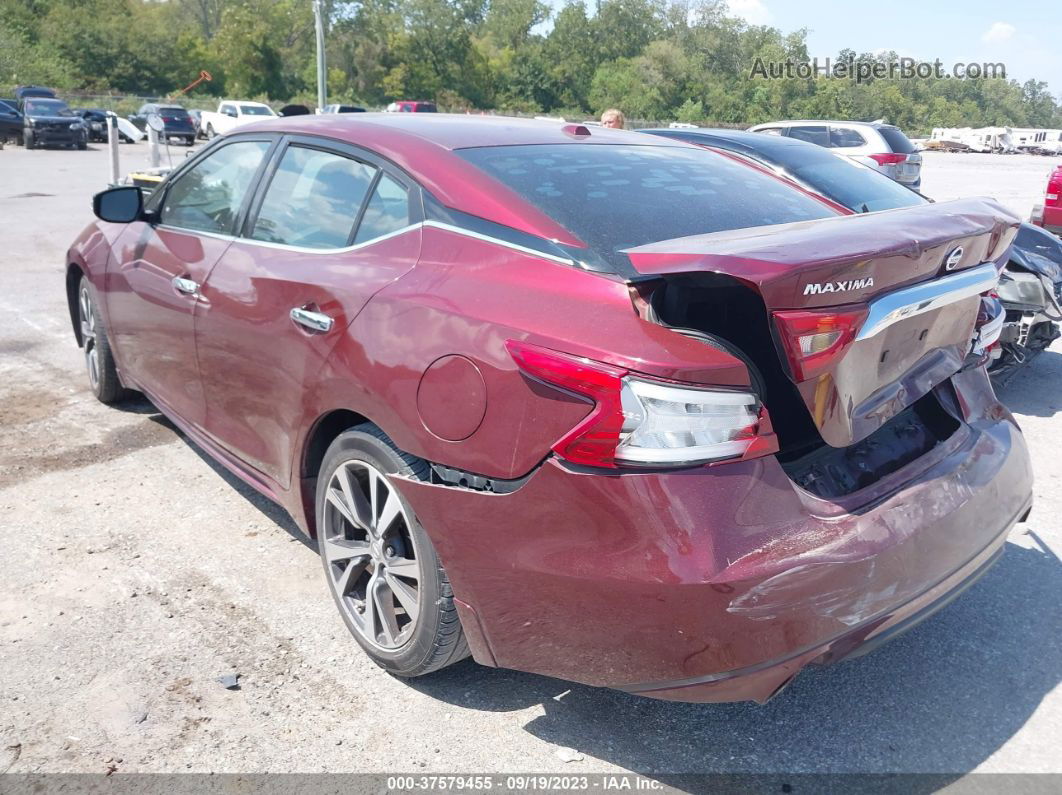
0 140 1059 779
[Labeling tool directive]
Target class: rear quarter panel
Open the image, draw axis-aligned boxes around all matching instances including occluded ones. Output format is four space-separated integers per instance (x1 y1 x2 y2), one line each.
298 226 753 482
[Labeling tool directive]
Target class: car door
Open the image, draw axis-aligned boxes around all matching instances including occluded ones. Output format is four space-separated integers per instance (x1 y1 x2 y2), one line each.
0 100 21 138
194 136 423 488
106 137 275 427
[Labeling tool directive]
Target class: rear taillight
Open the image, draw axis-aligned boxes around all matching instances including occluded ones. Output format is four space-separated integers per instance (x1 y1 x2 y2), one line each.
867 153 907 166
506 340 770 468
1046 171 1062 207
773 307 868 381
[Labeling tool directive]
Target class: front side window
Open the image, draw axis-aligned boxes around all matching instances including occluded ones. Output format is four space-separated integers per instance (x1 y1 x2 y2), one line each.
458 144 835 257
251 146 376 248
161 140 270 234
354 175 411 243
787 126 829 146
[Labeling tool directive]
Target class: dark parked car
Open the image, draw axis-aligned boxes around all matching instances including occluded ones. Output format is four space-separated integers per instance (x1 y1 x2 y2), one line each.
0 99 21 144
20 96 87 149
14 85 56 101
74 108 111 142
130 103 196 145
279 104 312 118
323 104 367 113
67 115 1032 703
188 109 204 138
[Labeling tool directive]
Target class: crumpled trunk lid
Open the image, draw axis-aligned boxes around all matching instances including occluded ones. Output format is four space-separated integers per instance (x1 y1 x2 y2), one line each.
625 198 1020 447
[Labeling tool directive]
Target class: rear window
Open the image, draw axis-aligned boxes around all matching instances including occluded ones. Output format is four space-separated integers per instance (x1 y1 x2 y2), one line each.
240 104 275 116
780 148 926 213
159 107 190 118
457 144 836 255
876 126 916 154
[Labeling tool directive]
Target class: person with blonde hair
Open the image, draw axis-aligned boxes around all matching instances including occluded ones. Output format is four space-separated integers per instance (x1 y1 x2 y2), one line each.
600 108 625 129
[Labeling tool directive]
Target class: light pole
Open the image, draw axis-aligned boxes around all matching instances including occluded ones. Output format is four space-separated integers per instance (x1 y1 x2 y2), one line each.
313 0 327 111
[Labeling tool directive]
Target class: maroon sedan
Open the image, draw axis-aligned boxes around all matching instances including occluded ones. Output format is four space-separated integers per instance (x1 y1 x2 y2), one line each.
67 115 1033 702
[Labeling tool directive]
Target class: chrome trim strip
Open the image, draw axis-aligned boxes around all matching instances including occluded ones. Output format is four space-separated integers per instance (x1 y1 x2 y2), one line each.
421 220 577 266
855 263 998 341
155 220 575 265
155 222 421 253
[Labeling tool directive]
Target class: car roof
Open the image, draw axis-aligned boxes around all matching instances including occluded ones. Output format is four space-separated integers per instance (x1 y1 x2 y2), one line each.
645 128 845 164
245 112 678 151
236 113 701 246
751 120 897 130
647 127 825 150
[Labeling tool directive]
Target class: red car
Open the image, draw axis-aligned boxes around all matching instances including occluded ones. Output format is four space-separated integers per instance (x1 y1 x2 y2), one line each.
387 100 438 113
1031 163 1062 236
68 115 1033 703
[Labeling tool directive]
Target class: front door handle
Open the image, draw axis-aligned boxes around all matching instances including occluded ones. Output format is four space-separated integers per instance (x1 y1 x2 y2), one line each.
290 306 334 333
172 276 199 296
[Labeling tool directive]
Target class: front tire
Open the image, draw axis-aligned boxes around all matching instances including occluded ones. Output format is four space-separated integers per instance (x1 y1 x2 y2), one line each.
77 277 130 404
316 424 468 677
23 130 34 149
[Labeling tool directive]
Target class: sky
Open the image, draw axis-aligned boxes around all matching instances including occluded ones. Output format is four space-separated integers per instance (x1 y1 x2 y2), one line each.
538 0 1062 100
725 0 1062 98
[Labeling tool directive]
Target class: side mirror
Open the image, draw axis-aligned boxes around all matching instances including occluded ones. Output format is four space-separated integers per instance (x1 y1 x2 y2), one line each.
93 186 143 223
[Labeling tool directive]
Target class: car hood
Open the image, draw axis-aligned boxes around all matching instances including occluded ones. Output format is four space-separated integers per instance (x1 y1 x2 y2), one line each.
1011 222 1062 282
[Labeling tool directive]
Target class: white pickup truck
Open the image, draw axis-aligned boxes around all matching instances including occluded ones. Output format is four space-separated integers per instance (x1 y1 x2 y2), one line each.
199 100 277 139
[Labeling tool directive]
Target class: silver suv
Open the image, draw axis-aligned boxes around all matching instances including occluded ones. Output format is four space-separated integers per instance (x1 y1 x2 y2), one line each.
747 120 922 189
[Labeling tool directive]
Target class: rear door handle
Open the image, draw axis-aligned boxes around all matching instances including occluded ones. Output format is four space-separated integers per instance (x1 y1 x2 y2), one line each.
290 306 334 333
172 276 199 296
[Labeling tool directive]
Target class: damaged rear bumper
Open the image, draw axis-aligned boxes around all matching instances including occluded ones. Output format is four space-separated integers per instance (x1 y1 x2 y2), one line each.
390 370 1033 703
623 499 1025 703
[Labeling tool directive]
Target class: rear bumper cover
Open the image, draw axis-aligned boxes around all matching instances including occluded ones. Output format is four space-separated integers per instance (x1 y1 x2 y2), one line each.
391 369 1032 702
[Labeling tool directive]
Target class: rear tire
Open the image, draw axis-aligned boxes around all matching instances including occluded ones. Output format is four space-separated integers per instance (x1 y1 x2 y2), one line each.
316 424 469 677
77 276 131 404
206 123 216 139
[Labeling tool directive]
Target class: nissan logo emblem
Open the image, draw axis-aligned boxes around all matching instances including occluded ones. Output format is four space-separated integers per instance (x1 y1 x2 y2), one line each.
945 247 964 271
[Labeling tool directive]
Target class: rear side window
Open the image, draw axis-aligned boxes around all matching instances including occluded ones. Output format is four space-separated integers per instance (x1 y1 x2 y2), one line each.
876 126 916 154
251 145 376 248
354 175 410 244
457 144 836 255
161 140 270 234
787 126 829 146
829 127 867 148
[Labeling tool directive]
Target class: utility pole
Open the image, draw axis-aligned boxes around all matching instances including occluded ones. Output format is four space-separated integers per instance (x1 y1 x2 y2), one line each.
313 0 327 111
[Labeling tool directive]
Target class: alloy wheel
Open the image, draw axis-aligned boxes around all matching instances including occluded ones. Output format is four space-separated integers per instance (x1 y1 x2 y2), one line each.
78 284 100 392
322 460 422 650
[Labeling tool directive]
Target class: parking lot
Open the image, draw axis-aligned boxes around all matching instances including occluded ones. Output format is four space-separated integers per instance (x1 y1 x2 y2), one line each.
0 141 1060 779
